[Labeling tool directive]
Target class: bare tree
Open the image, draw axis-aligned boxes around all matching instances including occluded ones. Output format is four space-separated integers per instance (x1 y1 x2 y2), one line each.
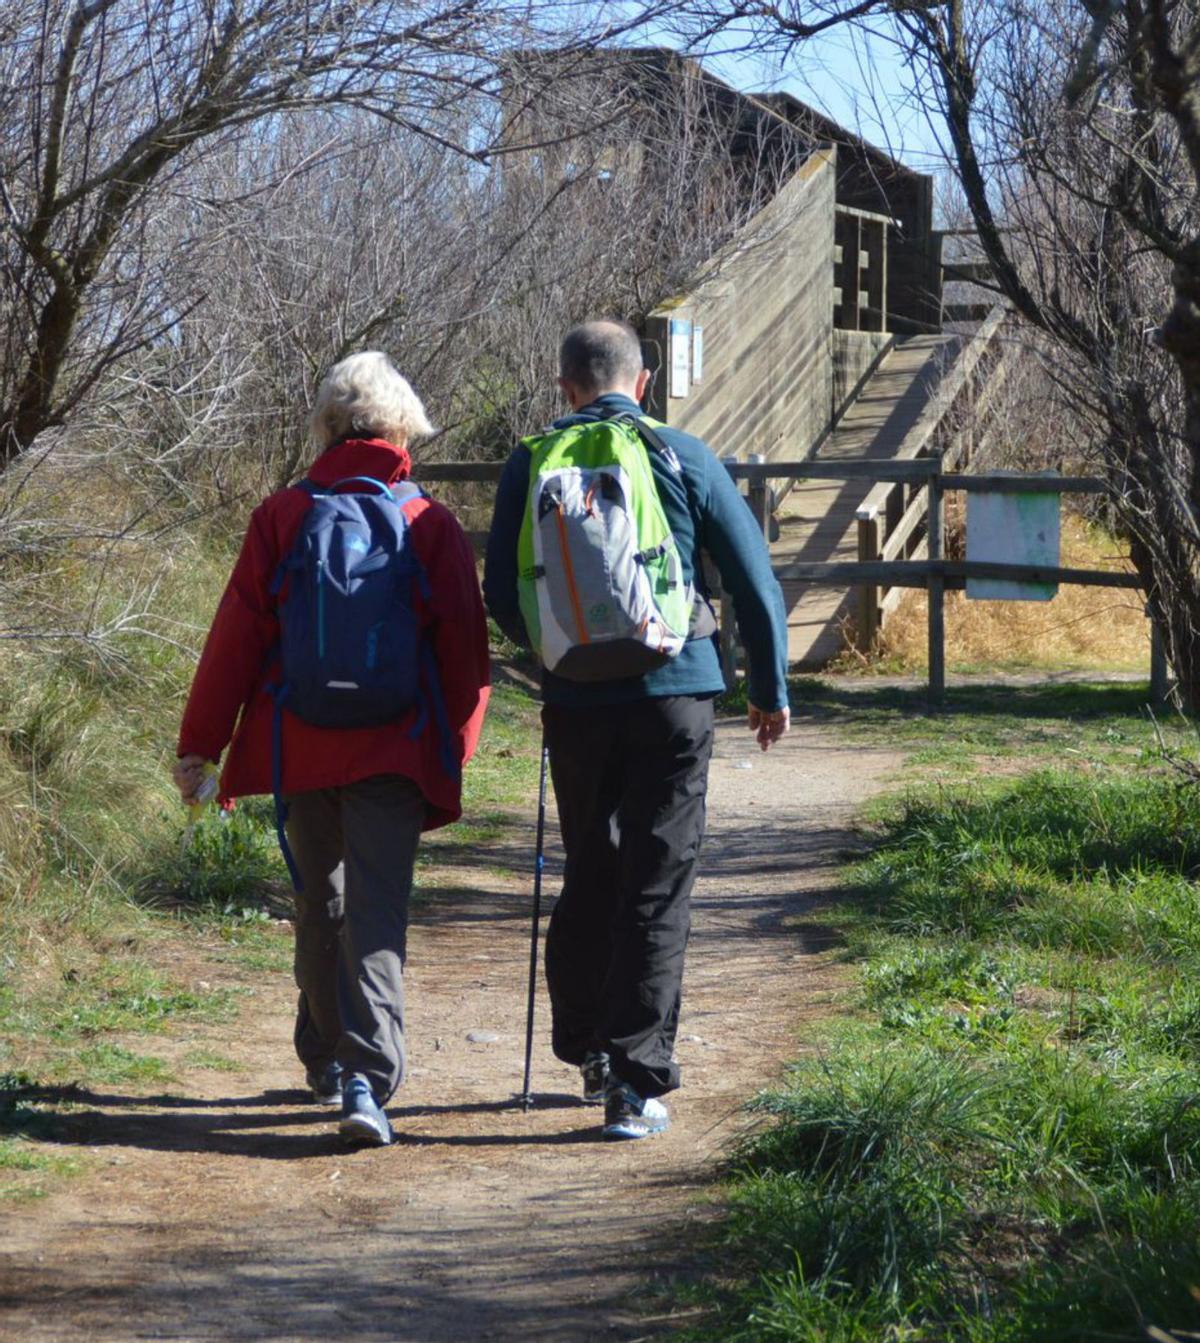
0 31 787 610
0 0 690 471
662 0 1200 706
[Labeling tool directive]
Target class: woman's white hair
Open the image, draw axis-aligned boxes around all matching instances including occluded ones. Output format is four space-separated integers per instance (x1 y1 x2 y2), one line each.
310 351 434 449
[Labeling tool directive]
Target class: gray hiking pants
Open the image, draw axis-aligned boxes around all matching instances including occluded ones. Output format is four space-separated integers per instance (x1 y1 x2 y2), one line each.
284 774 426 1104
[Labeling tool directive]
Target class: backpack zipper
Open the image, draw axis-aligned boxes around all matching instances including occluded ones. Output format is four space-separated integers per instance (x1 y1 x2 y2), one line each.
316 559 327 660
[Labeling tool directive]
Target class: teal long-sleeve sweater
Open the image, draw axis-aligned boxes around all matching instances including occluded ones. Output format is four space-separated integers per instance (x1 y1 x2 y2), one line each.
483 393 790 712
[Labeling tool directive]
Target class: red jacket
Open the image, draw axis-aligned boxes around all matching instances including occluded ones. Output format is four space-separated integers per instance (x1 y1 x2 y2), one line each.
177 438 490 831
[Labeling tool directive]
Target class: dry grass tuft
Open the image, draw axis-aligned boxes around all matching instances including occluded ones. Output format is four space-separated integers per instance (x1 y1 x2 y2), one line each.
873 514 1149 673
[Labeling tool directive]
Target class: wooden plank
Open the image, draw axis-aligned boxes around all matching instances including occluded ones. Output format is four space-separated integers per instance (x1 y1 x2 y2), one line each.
729 458 939 484
770 558 1141 588
775 559 936 586
412 463 505 482
747 453 771 541
411 460 1105 494
880 584 907 616
943 302 994 323
970 356 1010 426
719 456 739 688
942 560 1141 588
942 262 994 283
879 485 929 562
927 469 945 706
943 472 1108 494
835 202 897 226
857 515 879 651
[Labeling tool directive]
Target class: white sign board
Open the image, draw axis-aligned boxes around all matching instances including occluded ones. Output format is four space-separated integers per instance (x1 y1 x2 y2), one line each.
966 478 1060 601
691 325 704 383
669 318 691 399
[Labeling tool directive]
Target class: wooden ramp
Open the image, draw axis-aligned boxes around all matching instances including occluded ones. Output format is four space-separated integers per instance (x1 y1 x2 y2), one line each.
773 333 960 666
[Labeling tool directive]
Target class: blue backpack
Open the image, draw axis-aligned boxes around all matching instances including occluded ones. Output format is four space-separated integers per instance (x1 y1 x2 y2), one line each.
268 475 455 888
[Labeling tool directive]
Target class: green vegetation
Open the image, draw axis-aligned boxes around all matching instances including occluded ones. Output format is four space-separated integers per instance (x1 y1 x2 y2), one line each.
0 544 273 1099
721 675 1190 781
0 1072 84 1199
457 673 543 810
0 506 542 1199
690 685 1200 1342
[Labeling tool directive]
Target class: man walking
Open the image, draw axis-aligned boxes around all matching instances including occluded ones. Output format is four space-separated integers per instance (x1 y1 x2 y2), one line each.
484 319 789 1140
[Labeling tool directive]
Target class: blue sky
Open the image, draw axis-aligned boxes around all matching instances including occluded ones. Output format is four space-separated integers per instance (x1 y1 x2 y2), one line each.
705 29 948 172
609 6 949 174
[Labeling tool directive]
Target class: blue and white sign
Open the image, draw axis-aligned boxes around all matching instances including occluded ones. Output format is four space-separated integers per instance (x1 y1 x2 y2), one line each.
669 318 691 399
966 475 1060 601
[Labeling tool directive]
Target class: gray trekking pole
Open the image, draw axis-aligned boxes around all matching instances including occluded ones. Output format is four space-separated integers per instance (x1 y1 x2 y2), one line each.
519 739 550 1111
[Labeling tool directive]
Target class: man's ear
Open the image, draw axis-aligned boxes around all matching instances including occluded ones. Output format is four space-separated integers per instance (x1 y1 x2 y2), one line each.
557 376 580 410
634 368 651 405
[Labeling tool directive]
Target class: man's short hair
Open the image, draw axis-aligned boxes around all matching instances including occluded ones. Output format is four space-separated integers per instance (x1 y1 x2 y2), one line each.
559 320 644 397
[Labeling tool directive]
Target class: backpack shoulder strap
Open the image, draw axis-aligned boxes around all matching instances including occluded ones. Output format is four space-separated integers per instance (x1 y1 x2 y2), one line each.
600 409 679 470
600 411 715 629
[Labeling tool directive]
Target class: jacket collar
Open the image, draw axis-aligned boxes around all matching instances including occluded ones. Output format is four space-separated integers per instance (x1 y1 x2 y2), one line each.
305 437 412 489
552 392 643 429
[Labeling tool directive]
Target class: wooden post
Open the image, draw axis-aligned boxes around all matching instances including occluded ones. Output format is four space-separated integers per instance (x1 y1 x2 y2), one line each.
864 219 886 332
1150 608 1170 704
856 511 880 653
747 453 770 541
719 455 740 691
835 212 862 330
926 456 945 708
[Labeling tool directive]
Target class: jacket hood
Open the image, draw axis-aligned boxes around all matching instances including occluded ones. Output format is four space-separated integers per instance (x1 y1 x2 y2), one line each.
305 437 412 489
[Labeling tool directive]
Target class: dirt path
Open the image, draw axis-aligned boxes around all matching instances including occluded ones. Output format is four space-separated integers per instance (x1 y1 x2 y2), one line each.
1 717 899 1342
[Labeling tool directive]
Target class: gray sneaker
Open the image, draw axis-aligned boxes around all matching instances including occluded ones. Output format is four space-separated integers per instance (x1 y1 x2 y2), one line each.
339 1075 392 1147
580 1051 610 1105
602 1079 669 1140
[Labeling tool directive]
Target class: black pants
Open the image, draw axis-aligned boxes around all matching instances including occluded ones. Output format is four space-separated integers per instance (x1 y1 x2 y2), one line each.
542 695 715 1100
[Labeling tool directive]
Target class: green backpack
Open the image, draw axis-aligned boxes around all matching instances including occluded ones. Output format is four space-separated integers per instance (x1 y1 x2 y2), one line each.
517 412 697 681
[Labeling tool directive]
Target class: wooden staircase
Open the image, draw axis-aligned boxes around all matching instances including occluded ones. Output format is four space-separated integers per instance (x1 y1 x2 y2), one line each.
773 333 962 666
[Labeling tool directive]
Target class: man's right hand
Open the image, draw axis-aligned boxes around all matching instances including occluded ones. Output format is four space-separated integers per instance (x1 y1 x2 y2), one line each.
748 704 790 752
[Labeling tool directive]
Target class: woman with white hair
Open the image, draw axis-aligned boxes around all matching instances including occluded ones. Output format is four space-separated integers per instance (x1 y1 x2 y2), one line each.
172 352 490 1146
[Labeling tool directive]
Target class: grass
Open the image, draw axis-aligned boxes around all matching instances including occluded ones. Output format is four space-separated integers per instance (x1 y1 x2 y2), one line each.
685 696 1200 1341
860 513 1151 676
0 501 545 1201
719 675 1194 784
457 672 543 810
0 1072 85 1199
0 1139 83 1200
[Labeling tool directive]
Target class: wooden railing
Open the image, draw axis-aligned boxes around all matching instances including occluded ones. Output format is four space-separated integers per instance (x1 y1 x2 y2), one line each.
413 447 1160 709
719 454 1161 706
834 204 893 333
